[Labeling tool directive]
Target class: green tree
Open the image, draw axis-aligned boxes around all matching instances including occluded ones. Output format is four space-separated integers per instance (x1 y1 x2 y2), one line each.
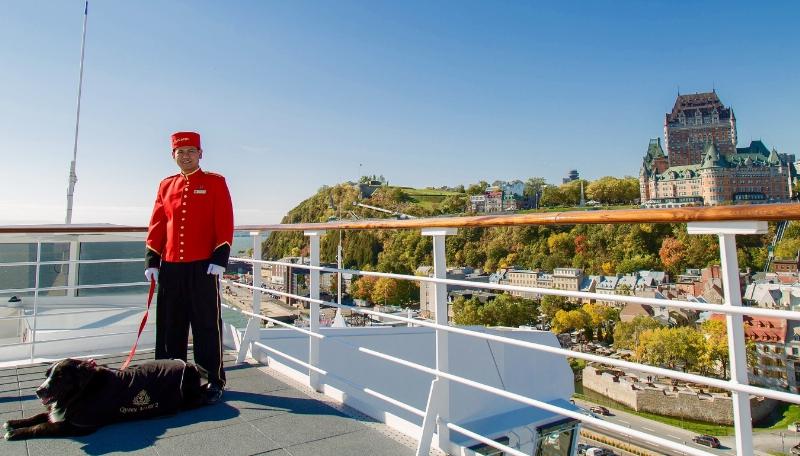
613 316 663 350
439 194 469 215
540 295 572 321
466 181 489 195
452 294 538 327
539 185 563 207
523 177 547 199
452 297 482 325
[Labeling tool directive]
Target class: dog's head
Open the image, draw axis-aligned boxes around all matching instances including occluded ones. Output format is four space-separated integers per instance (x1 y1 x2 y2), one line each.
36 358 98 407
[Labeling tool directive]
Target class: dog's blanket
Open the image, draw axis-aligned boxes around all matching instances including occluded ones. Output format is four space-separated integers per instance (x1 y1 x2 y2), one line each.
66 359 189 427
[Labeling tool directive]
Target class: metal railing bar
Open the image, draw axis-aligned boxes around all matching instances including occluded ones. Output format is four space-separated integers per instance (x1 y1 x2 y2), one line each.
251 341 327 375
220 302 324 339
362 387 426 418
224 279 800 405
0 282 150 294
232 257 800 321
242 325 425 418
0 258 142 268
0 306 149 322
445 422 528 456
356 346 717 456
0 329 154 350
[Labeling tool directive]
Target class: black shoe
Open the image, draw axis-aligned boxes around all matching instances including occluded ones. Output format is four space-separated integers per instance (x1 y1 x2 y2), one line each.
204 384 224 405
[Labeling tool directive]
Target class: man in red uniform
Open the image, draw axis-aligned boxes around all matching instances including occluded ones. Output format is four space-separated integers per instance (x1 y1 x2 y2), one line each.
144 131 233 404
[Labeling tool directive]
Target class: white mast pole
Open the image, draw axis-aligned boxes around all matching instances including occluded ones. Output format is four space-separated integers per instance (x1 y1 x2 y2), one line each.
65 1 88 224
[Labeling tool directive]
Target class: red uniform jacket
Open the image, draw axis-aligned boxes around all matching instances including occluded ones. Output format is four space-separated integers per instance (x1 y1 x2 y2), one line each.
146 168 233 268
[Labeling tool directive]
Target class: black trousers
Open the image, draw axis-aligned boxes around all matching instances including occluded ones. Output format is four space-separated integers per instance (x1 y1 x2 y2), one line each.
155 260 226 387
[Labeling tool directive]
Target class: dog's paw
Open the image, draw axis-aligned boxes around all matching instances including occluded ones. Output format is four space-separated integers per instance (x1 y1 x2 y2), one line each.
4 428 21 441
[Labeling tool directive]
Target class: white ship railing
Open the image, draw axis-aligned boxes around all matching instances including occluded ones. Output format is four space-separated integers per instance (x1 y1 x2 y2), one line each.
2 203 800 455
0 237 152 362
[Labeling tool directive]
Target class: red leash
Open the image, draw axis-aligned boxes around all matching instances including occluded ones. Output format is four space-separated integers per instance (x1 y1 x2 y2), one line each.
120 278 156 370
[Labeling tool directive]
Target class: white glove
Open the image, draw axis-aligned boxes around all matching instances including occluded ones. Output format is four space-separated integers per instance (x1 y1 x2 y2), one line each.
144 267 159 282
207 264 225 276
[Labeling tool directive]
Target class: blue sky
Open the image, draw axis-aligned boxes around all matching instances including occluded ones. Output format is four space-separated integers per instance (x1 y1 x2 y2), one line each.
1 1 798 225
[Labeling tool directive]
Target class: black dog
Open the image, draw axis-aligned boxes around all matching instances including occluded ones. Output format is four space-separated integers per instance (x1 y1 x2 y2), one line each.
3 358 208 440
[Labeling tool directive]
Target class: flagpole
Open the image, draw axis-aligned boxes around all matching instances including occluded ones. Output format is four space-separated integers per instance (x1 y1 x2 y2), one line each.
65 1 88 225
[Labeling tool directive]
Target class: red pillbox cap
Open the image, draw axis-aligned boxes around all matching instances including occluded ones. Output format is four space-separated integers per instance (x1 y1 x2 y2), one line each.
171 131 201 150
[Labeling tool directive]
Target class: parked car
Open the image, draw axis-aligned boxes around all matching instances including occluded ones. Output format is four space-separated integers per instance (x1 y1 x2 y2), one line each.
791 443 800 455
789 421 800 432
585 447 615 456
589 405 610 415
576 443 589 455
692 434 721 448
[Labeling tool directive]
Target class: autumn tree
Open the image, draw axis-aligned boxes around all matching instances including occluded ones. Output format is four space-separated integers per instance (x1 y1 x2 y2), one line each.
700 319 729 377
369 277 417 306
551 308 590 334
659 237 687 275
582 303 619 339
700 319 758 378
350 275 377 301
636 327 706 372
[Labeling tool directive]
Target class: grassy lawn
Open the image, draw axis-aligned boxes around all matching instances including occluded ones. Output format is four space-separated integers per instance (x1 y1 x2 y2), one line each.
394 187 465 211
767 403 800 430
398 187 464 197
573 392 735 436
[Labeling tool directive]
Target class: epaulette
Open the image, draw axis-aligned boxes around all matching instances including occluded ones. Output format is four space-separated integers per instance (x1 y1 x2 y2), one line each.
205 171 226 179
161 173 182 183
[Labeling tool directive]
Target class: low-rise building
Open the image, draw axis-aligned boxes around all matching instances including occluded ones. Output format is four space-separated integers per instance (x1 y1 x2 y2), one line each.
418 266 490 320
711 314 800 393
500 269 553 299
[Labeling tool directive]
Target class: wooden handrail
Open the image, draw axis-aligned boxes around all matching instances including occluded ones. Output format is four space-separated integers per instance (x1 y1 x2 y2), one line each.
1 203 797 234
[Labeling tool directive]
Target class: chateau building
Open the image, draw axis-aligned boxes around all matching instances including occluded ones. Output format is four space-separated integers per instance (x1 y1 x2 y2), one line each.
640 92 793 207
664 91 737 166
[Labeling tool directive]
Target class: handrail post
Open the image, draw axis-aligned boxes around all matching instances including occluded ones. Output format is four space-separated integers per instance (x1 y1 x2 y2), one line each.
305 230 325 392
67 240 79 297
688 220 767 456
30 241 42 363
418 227 457 455
236 231 264 364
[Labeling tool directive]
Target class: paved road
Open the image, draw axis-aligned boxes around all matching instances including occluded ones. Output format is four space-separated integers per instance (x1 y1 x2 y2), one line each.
575 399 735 455
576 398 800 455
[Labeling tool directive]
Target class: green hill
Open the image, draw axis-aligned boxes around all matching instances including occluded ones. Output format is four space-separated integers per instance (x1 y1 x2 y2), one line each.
262 183 772 277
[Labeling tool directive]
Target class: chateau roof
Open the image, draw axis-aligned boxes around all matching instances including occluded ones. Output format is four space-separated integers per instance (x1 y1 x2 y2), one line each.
666 91 732 123
736 140 771 157
700 143 727 169
646 138 665 159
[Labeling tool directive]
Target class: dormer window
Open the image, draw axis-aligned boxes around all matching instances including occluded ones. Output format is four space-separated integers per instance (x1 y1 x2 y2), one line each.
711 108 719 123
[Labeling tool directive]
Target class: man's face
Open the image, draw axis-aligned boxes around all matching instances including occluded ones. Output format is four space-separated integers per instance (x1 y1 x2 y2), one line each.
173 146 202 173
